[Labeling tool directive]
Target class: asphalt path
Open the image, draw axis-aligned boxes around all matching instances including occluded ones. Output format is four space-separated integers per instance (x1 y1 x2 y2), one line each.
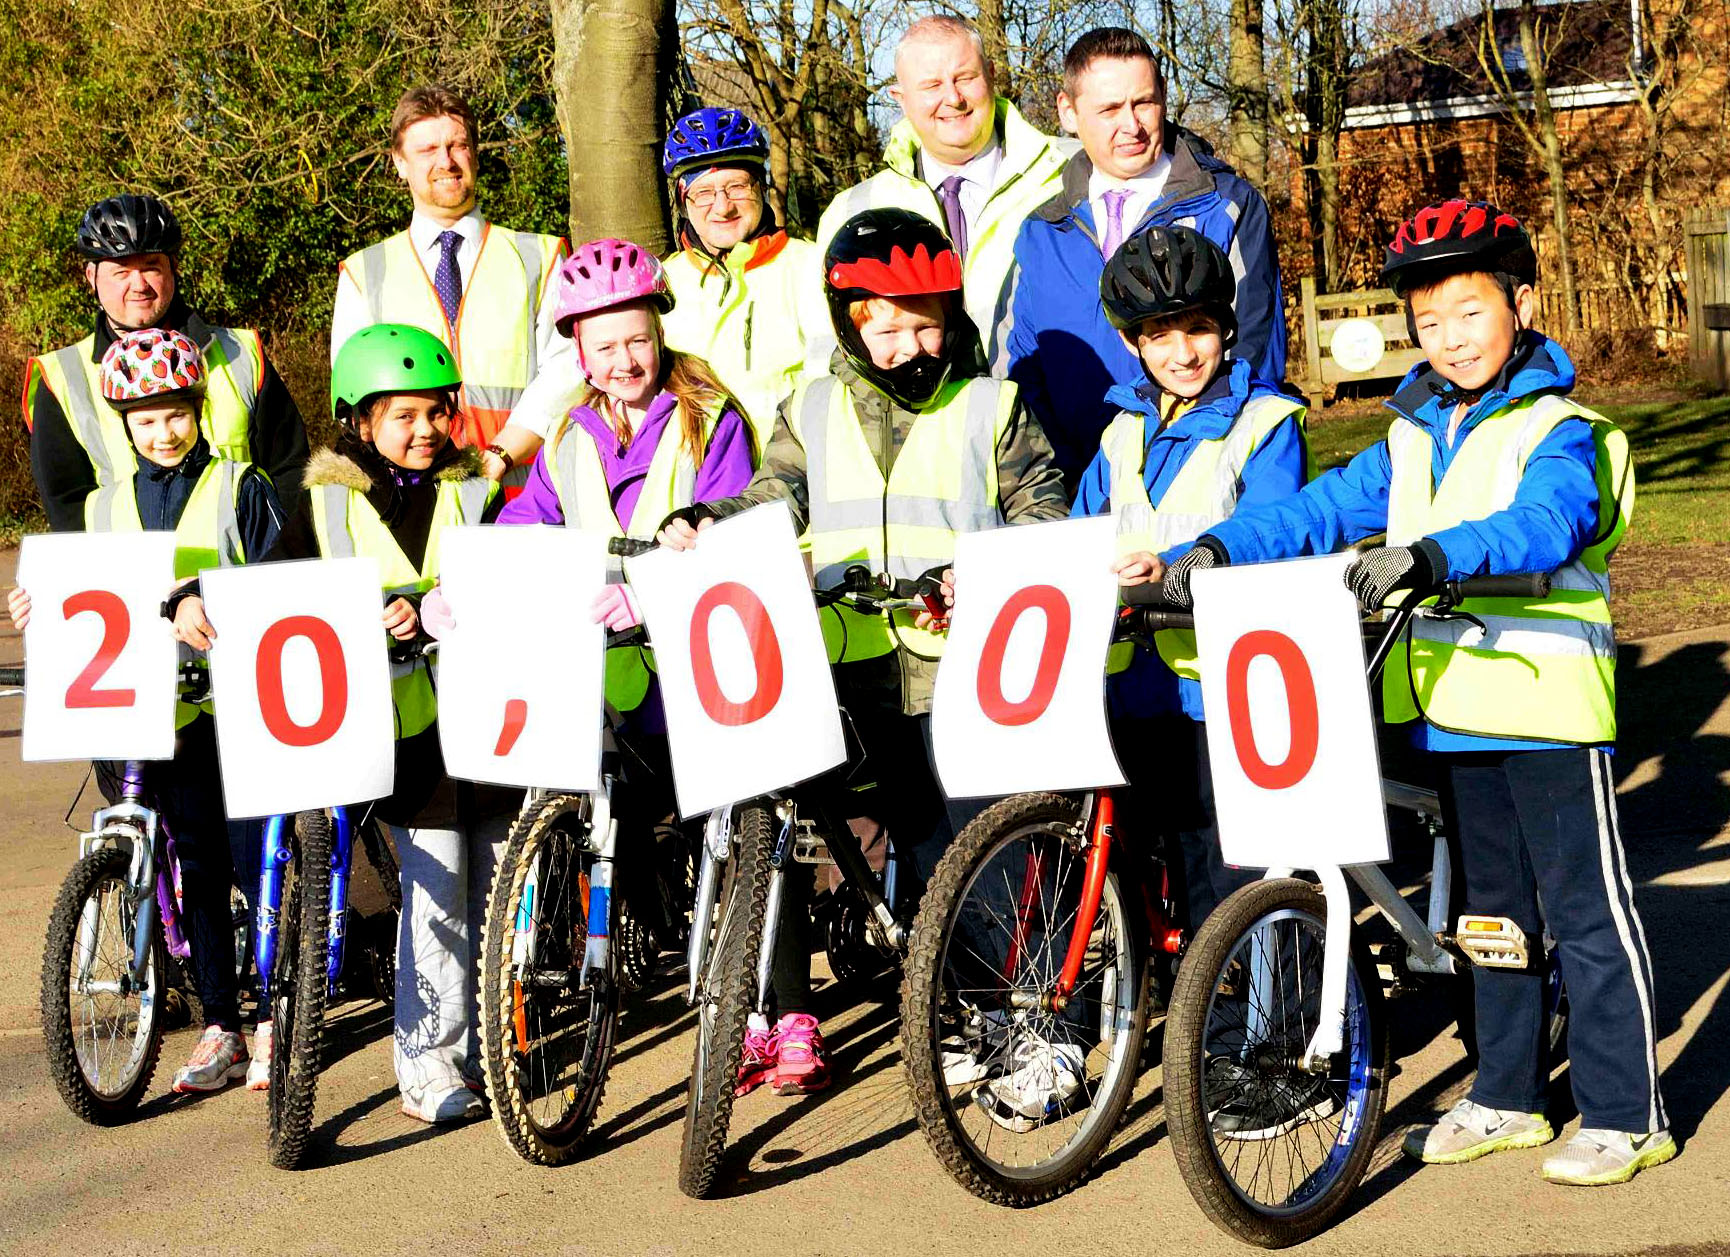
1 543 1726 1257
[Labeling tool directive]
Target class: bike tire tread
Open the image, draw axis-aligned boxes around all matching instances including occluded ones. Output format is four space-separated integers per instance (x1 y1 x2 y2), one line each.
268 811 331 1170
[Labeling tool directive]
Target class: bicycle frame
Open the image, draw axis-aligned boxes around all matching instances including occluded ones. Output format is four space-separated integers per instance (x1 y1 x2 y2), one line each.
74 761 165 991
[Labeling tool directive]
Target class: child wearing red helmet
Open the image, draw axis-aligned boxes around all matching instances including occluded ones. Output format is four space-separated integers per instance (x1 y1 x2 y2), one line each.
1157 201 1669 1185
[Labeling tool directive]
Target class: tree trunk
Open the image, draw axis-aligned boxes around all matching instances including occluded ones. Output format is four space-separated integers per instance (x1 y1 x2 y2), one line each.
1301 0 1349 290
976 0 1010 99
551 0 676 252
1228 0 1268 188
1518 0 1578 335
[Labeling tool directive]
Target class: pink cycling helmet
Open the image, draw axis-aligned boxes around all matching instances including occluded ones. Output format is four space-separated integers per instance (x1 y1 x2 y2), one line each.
554 238 674 337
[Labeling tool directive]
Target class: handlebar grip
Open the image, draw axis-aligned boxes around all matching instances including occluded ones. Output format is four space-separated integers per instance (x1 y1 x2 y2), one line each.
0 666 23 689
1123 608 1196 632
1118 582 1181 609
608 537 658 558
1451 573 1553 600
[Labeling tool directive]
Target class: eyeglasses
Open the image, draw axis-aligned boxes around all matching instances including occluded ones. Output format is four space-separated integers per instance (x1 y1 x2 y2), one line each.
685 182 760 210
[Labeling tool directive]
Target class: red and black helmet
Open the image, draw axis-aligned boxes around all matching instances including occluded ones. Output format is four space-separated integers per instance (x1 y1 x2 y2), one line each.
1381 200 1537 294
823 208 970 408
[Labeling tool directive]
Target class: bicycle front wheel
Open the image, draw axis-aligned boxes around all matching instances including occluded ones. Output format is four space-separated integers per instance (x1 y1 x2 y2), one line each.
901 792 1150 1206
40 845 168 1123
1163 878 1388 1248
678 802 772 1199
479 794 620 1166
268 811 331 1170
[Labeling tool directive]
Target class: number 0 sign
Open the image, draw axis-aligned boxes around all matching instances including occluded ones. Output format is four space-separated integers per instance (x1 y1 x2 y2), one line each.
627 501 845 818
931 515 1124 798
19 532 180 762
1192 553 1389 869
202 558 396 818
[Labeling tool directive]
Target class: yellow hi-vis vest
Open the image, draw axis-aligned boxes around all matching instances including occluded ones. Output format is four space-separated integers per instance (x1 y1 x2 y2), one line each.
87 457 251 728
1381 393 1633 743
789 374 1015 664
26 326 264 482
339 224 563 449
662 236 814 456
543 399 726 711
310 470 496 739
1103 393 1306 678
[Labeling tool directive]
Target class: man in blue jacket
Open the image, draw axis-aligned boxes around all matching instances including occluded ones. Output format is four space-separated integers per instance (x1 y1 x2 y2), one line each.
1003 27 1286 488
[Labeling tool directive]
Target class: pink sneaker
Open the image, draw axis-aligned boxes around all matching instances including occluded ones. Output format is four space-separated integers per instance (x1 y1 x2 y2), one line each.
735 1020 777 1097
770 1013 831 1096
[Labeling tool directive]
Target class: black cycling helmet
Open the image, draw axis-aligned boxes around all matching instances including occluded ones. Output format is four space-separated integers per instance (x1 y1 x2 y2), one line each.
824 208 968 409
75 194 182 261
1381 199 1537 295
1100 225 1238 347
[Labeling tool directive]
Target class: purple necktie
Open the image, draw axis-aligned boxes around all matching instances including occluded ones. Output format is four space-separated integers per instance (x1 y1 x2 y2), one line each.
1100 188 1132 260
937 175 969 260
433 229 463 326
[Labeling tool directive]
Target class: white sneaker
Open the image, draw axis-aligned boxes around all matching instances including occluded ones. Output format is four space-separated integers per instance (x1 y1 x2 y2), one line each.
172 1026 249 1094
245 1022 272 1091
401 1084 485 1124
939 1008 1007 1087
1542 1128 1677 1185
973 1035 1086 1133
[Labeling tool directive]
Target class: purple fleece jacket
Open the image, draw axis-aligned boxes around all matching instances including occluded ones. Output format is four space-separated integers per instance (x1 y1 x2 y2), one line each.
498 390 755 527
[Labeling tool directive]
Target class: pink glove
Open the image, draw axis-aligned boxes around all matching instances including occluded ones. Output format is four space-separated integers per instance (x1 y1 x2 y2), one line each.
420 586 456 640
591 584 643 632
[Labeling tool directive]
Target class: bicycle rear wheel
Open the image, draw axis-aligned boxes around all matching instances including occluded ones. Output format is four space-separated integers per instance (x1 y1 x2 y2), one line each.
678 802 772 1199
268 811 331 1170
479 794 620 1165
902 792 1149 1206
1164 878 1388 1248
40 845 168 1123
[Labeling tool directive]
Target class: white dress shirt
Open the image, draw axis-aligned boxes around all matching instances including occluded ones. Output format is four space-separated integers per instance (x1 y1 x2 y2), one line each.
1086 152 1173 245
920 138 1004 245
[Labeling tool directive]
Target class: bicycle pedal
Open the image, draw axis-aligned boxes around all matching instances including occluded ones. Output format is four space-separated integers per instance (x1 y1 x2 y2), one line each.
1454 915 1531 969
792 823 833 866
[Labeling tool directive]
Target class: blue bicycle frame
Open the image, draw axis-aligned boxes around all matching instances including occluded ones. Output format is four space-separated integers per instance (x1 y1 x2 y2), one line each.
254 807 356 1003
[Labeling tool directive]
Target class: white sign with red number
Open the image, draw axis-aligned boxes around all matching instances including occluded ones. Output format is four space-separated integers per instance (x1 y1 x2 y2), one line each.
202 558 396 818
932 515 1125 798
436 526 607 791
626 501 844 818
19 532 181 762
1192 553 1389 868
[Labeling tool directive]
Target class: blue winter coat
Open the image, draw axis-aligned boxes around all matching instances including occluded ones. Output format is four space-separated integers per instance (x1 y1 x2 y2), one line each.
1201 331 1602 751
1003 127 1287 489
1072 359 1309 721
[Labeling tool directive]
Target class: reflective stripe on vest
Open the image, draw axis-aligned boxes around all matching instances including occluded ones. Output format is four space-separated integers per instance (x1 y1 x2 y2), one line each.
32 329 263 481
311 472 497 738
791 374 1012 663
544 400 725 711
1380 393 1633 743
88 458 250 728
1104 393 1304 679
346 226 557 448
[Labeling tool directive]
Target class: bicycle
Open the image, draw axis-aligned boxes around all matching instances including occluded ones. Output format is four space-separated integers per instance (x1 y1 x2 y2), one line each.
677 566 938 1199
1158 572 1566 1247
895 595 1188 1205
475 540 698 1167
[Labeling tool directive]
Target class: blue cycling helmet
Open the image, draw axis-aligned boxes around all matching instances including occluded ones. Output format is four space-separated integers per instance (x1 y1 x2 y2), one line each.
662 107 770 179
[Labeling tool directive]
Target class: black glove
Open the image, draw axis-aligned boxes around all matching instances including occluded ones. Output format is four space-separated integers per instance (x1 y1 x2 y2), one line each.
655 502 721 536
1163 537 1228 610
1343 542 1443 609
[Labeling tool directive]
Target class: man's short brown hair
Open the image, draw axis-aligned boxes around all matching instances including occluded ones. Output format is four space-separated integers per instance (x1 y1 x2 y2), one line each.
390 85 477 153
1062 27 1165 100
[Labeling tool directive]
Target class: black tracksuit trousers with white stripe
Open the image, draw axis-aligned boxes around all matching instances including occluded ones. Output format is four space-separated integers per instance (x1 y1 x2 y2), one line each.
1441 746 1667 1133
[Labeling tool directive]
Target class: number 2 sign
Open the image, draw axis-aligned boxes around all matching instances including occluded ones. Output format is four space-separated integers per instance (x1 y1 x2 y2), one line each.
19 532 181 762
931 515 1125 799
627 501 845 819
1192 553 1389 869
202 558 396 819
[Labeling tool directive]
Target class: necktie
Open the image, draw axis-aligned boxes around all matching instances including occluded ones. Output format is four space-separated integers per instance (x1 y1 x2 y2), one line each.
937 175 969 261
433 229 463 326
1100 188 1132 261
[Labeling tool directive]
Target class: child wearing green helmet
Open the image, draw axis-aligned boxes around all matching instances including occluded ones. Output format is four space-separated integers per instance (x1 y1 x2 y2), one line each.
250 323 511 1122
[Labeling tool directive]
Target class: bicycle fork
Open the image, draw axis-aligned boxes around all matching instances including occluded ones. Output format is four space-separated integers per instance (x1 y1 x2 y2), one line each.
581 779 619 987
685 807 733 1006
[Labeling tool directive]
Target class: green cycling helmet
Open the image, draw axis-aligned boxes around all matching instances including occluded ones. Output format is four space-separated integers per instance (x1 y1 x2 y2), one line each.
330 323 462 422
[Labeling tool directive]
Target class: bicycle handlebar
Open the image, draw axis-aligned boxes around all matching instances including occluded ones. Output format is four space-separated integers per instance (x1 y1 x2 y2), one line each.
0 665 22 689
608 536 658 559
1444 572 1553 602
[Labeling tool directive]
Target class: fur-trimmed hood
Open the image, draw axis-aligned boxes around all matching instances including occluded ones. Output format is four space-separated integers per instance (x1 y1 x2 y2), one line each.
302 443 484 491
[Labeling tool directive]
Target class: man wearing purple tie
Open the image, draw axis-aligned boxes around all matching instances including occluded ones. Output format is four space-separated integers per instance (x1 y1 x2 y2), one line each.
1003 28 1287 489
332 86 567 484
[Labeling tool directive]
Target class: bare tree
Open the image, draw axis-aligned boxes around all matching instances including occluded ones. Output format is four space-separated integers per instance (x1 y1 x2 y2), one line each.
553 0 679 250
1228 0 1271 187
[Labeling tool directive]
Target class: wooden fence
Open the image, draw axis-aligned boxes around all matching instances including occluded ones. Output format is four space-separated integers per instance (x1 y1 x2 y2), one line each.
1684 209 1730 390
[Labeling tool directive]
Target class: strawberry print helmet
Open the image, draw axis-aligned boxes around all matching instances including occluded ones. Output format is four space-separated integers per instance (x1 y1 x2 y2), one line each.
99 328 206 409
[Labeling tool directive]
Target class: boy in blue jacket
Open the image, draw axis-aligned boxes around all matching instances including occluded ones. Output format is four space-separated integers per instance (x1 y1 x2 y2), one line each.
1158 201 1670 1186
1071 225 1306 947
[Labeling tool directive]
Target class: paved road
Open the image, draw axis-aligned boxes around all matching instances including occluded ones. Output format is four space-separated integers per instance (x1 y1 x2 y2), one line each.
1 543 1727 1256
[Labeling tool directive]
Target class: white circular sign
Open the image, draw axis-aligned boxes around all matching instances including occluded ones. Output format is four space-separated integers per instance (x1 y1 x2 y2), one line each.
1330 318 1386 374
